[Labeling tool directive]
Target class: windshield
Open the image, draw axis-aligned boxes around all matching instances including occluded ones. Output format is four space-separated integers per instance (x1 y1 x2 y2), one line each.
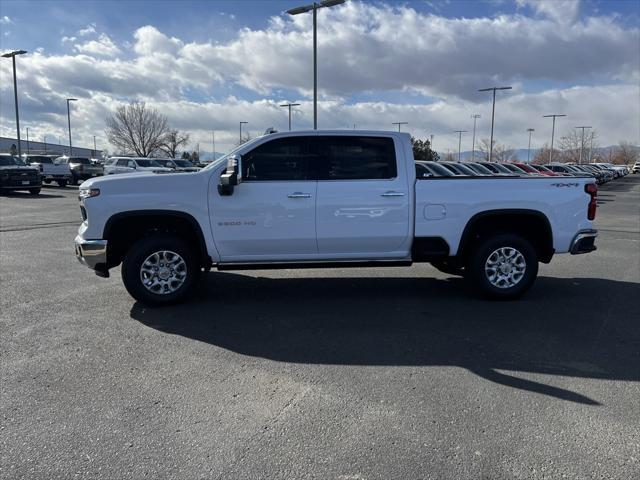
70 157 90 165
27 156 53 163
503 164 526 174
467 163 493 175
136 159 164 168
174 160 194 168
0 155 22 166
155 159 173 167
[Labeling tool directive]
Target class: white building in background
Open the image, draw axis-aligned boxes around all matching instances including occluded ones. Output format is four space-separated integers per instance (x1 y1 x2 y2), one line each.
0 136 103 158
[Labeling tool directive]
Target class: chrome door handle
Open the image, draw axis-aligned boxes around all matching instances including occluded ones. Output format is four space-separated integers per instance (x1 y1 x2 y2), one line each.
287 192 312 198
381 191 405 197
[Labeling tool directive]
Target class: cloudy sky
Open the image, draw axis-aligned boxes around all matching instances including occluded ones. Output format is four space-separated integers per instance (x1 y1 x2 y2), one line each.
1 0 639 155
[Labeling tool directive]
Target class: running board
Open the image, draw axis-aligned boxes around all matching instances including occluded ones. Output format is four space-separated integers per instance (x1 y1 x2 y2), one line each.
216 260 413 271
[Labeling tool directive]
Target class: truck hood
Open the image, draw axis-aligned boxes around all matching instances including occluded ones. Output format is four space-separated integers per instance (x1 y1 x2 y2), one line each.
80 169 205 193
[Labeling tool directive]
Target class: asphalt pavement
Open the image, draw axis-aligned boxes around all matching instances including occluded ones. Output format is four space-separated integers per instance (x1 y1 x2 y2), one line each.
1 176 639 479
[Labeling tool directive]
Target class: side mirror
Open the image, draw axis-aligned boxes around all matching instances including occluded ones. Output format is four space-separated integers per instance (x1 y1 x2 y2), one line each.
218 155 242 196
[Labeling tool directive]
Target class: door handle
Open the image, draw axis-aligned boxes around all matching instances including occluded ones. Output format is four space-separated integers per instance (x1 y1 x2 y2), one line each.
380 191 405 197
287 192 312 198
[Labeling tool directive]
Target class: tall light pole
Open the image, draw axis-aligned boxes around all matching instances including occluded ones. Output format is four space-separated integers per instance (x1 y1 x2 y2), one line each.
430 134 434 151
280 102 301 131
478 86 512 162
543 114 566 164
526 128 535 162
575 126 592 165
470 114 480 161
43 135 47 153
588 131 594 163
286 0 346 130
93 135 97 157
454 130 467 162
26 127 30 154
239 121 248 144
2 50 28 158
392 122 408 132
66 98 77 156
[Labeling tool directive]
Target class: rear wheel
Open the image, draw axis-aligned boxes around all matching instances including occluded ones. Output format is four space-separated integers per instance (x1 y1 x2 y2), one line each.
69 174 77 185
466 234 538 299
122 234 199 306
29 188 41 195
43 179 51 184
57 180 68 187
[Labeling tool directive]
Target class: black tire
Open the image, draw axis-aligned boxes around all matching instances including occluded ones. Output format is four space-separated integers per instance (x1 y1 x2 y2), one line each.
69 174 77 186
431 259 465 277
122 234 199 306
29 188 41 195
466 233 538 300
57 180 68 187
43 180 51 184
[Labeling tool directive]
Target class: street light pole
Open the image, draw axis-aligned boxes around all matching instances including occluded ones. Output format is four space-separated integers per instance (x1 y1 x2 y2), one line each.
26 127 30 154
43 135 47 153
588 132 594 163
575 126 592 165
287 0 345 130
392 122 408 132
239 121 248 144
454 130 467 162
212 130 216 161
66 98 77 156
280 102 301 131
471 114 480 161
478 86 512 162
543 114 566 164
2 50 28 158
526 128 535 162
93 135 97 157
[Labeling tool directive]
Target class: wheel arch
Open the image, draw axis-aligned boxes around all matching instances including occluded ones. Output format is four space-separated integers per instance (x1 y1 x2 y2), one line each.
457 209 554 263
103 210 210 268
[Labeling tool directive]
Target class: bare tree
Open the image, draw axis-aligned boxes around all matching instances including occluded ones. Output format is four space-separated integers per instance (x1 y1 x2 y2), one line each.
611 141 640 165
105 102 169 157
476 138 515 162
557 129 599 163
532 143 552 164
159 130 190 158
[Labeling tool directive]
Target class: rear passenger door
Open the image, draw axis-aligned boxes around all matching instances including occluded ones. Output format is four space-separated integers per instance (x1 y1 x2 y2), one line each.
314 135 411 257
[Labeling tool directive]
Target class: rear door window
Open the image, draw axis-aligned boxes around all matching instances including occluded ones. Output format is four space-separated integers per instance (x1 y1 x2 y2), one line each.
315 136 397 180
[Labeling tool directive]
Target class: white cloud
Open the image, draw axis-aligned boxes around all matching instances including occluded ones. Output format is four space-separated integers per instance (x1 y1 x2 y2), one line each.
74 33 121 57
78 23 96 36
61 35 77 43
133 25 183 56
0 15 12 25
516 0 580 24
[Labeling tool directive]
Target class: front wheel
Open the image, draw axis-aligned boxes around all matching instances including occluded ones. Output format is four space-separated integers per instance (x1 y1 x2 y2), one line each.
29 188 41 195
466 234 538 299
69 174 77 185
122 234 199 306
57 180 68 187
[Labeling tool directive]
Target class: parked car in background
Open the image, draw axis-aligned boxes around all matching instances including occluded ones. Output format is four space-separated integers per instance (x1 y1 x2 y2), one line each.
0 153 42 194
465 162 498 176
104 157 173 175
439 162 486 176
25 154 71 187
154 158 200 172
632 162 640 174
415 161 455 178
55 156 104 185
529 164 563 176
512 162 544 175
500 163 530 175
548 164 586 176
476 162 517 175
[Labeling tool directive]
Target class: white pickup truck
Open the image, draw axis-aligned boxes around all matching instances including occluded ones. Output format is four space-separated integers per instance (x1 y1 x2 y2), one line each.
26 155 71 187
74 130 598 306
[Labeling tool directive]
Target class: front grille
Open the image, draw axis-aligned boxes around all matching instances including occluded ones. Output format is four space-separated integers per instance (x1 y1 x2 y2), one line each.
10 173 38 181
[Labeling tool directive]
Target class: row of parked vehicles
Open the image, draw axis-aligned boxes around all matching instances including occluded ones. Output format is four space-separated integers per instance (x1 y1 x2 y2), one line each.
415 160 630 185
0 153 202 194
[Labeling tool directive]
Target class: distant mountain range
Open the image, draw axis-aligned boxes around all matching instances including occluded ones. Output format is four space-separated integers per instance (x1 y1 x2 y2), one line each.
437 145 633 163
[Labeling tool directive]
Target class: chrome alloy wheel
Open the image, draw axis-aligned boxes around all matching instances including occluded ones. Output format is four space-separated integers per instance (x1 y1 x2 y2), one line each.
139 250 187 295
484 247 526 289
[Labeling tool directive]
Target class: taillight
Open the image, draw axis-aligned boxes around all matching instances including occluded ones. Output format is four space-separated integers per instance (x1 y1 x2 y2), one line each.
585 183 597 220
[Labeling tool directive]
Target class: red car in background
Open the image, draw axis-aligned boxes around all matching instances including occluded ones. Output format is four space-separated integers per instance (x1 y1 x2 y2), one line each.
513 162 558 176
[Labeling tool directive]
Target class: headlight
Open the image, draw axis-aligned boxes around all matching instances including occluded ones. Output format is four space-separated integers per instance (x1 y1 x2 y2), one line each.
79 188 100 199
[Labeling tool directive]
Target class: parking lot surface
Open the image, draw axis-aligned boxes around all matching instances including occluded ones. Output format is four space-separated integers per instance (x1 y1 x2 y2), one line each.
1 176 639 479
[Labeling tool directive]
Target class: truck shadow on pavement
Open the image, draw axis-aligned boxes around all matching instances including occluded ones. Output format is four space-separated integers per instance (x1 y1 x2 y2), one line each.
131 273 640 406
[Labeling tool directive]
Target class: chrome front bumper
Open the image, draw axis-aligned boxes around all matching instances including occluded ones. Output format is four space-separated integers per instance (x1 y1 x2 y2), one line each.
569 229 598 255
75 236 108 274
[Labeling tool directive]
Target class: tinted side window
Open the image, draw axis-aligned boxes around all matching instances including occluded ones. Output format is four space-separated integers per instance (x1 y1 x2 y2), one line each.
242 137 313 181
317 136 397 180
116 159 128 167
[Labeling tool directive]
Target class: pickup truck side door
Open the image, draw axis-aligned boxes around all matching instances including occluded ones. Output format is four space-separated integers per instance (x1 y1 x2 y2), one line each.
314 135 411 257
209 135 318 261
